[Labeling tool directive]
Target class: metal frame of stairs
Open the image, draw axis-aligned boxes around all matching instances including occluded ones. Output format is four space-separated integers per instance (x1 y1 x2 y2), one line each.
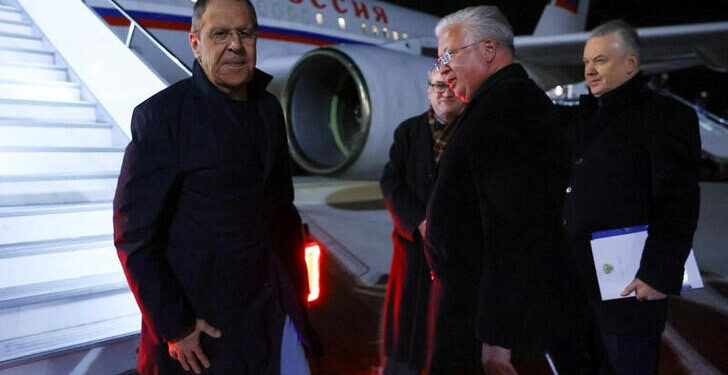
0 1 140 373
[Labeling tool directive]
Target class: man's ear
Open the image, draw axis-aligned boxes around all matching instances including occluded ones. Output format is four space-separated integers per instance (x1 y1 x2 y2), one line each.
625 53 638 75
482 40 497 62
189 32 200 59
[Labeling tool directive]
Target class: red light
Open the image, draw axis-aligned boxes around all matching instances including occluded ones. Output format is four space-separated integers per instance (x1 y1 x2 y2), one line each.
304 243 321 302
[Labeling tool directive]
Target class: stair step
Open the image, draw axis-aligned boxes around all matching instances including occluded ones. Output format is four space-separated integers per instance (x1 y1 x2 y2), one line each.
0 273 127 310
0 234 111 258
0 32 41 49
0 6 23 23
0 146 123 176
0 242 120 289
0 98 97 123
0 172 118 206
0 296 139 357
0 20 32 36
0 79 80 102
0 46 53 65
0 62 66 81
0 201 113 245
0 118 112 148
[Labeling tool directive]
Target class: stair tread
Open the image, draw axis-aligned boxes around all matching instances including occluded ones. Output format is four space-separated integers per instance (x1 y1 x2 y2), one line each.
0 5 21 12
0 313 140 365
0 273 127 308
0 30 40 41
0 97 95 106
0 61 64 70
0 18 30 27
0 201 112 217
0 77 79 87
0 118 111 128
0 145 124 152
0 234 113 259
0 44 50 54
0 171 119 182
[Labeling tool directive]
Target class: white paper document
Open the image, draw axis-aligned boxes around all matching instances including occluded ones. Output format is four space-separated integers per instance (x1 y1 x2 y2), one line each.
590 225 703 301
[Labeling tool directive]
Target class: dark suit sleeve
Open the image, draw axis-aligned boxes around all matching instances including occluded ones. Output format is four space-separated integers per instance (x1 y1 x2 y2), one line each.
113 105 196 342
380 118 426 242
637 101 701 294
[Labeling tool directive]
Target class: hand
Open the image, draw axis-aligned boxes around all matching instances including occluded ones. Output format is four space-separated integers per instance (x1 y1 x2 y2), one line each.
481 343 518 375
621 278 667 301
418 220 427 239
168 318 222 374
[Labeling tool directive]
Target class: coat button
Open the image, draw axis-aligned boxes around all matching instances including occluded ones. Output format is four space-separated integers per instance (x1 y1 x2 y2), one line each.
574 157 583 165
562 219 568 226
565 186 573 194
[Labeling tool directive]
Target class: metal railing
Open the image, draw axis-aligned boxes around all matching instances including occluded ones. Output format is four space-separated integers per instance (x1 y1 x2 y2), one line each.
82 0 192 83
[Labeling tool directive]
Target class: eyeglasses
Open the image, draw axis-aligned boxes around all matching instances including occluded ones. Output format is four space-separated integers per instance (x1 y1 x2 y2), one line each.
428 81 450 94
434 39 486 72
207 28 258 45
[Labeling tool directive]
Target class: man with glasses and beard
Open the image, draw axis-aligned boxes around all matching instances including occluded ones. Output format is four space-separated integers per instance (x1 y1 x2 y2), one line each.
423 6 570 374
380 68 465 375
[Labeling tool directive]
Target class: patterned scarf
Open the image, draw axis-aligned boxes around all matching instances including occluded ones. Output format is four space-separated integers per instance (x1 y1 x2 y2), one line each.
429 107 461 163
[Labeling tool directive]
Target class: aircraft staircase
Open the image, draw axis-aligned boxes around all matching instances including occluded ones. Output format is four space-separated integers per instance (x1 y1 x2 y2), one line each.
0 1 139 373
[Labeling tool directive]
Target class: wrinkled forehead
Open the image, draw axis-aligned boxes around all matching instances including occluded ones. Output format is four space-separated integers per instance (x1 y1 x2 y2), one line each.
437 24 465 54
583 34 623 59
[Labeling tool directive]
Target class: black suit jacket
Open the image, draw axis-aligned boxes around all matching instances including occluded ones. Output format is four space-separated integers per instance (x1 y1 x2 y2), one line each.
113 62 311 374
424 64 570 370
563 73 700 334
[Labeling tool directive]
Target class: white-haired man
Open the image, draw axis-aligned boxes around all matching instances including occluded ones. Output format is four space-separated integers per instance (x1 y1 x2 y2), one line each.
423 5 570 374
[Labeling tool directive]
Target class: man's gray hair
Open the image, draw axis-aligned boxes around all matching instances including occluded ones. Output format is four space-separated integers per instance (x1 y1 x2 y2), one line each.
590 19 641 62
191 0 258 33
435 6 514 54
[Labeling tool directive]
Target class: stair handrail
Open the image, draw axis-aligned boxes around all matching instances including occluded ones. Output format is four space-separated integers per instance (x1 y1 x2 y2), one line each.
82 0 192 78
659 89 728 128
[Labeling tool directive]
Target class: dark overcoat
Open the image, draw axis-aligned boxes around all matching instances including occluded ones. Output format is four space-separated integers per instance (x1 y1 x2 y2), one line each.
562 73 701 334
113 62 312 374
380 111 437 371
423 64 570 372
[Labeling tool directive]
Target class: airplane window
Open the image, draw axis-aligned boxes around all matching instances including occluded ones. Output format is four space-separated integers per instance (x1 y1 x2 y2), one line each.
338 17 346 30
382 27 389 39
392 30 399 40
402 33 408 39
316 12 324 25
372 25 379 36
361 22 367 34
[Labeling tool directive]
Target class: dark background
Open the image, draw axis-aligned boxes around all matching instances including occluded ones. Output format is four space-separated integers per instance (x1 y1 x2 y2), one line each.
384 0 728 33
383 0 728 115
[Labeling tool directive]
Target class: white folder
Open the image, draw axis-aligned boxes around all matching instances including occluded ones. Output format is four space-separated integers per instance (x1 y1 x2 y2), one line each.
590 225 703 301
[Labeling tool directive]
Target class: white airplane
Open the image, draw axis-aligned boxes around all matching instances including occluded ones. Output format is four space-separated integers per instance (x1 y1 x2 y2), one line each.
86 0 728 179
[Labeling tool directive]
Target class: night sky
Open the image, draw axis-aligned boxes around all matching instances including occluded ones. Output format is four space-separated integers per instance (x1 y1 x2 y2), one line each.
383 0 728 113
383 0 728 35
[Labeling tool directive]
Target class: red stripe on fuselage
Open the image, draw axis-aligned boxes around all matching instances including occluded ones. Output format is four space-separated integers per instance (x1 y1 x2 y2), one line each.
103 16 191 31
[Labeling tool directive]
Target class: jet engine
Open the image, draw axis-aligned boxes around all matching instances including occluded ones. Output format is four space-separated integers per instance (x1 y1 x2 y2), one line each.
282 45 435 179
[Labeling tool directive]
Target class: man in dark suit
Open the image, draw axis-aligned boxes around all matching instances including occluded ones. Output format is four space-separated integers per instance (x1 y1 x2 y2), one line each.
113 0 314 373
380 68 464 375
563 20 700 374
424 6 569 374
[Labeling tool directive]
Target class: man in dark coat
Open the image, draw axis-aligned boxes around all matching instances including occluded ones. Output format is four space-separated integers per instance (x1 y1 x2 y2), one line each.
424 6 569 374
562 20 700 374
113 0 314 373
380 69 465 375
